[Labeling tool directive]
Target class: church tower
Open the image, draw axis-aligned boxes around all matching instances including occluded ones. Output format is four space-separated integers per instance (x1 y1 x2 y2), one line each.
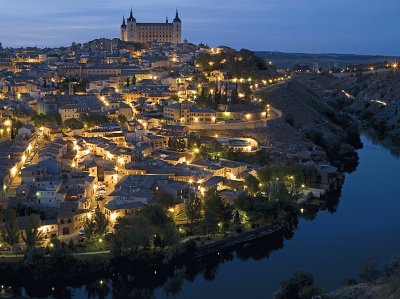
172 10 182 44
126 8 137 42
120 15 127 41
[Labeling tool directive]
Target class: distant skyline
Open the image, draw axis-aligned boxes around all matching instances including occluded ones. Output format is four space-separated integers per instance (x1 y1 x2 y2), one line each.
1 0 400 55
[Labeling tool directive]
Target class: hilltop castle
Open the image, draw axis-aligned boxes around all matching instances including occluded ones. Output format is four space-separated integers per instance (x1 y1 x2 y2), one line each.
120 8 182 44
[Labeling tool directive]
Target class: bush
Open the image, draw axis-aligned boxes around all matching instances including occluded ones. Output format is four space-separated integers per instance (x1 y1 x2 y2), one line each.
276 271 323 299
360 259 381 283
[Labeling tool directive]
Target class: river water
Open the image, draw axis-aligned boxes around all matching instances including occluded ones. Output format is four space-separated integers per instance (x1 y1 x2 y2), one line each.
15 133 400 298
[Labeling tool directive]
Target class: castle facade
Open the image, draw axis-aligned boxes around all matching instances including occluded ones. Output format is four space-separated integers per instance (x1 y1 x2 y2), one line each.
120 9 182 44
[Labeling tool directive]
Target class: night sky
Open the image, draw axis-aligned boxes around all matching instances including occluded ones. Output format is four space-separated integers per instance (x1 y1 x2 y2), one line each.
1 0 399 55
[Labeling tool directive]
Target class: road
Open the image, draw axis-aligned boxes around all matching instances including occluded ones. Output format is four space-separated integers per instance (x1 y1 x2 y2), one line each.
0 250 111 259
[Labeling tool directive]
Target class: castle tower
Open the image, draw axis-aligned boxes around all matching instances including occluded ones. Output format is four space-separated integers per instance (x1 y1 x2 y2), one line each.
120 15 127 41
126 8 137 42
172 10 182 44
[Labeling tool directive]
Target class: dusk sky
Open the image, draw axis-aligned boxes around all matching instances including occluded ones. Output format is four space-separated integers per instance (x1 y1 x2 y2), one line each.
1 0 399 55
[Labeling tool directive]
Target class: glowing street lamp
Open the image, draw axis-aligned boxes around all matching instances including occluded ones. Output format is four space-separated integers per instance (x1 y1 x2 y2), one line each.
110 213 117 223
10 166 17 176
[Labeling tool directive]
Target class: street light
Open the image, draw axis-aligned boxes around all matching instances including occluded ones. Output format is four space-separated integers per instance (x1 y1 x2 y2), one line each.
110 213 117 223
10 167 17 176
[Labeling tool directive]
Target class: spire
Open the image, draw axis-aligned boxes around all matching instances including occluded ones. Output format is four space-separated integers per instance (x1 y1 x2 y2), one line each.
166 16 169 23
121 15 126 28
173 9 181 22
127 7 136 22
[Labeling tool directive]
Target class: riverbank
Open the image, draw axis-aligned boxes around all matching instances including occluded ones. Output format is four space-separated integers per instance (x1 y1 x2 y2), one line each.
0 215 296 285
323 282 400 299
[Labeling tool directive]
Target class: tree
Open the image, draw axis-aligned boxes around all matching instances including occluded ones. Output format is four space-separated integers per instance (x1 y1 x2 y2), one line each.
233 209 241 226
168 137 187 152
385 255 400 278
200 211 218 236
111 215 154 255
84 207 109 240
48 236 70 259
169 94 179 101
185 195 202 225
276 271 323 299
203 188 225 219
139 204 172 228
22 214 45 248
159 192 175 210
117 114 128 126
162 223 180 252
32 113 61 127
81 114 110 129
68 239 75 251
2 208 20 252
187 135 200 150
62 118 83 130
360 259 381 283
245 174 260 195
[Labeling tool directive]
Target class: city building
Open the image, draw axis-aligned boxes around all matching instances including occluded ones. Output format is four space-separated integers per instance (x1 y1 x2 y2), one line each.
164 102 217 124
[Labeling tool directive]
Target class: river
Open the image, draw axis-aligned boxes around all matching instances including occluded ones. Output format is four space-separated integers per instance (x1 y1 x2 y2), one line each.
12 133 400 298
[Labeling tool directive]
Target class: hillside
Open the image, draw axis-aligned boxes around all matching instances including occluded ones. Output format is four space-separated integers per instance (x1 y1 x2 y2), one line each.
296 71 400 147
256 77 361 171
255 51 397 68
